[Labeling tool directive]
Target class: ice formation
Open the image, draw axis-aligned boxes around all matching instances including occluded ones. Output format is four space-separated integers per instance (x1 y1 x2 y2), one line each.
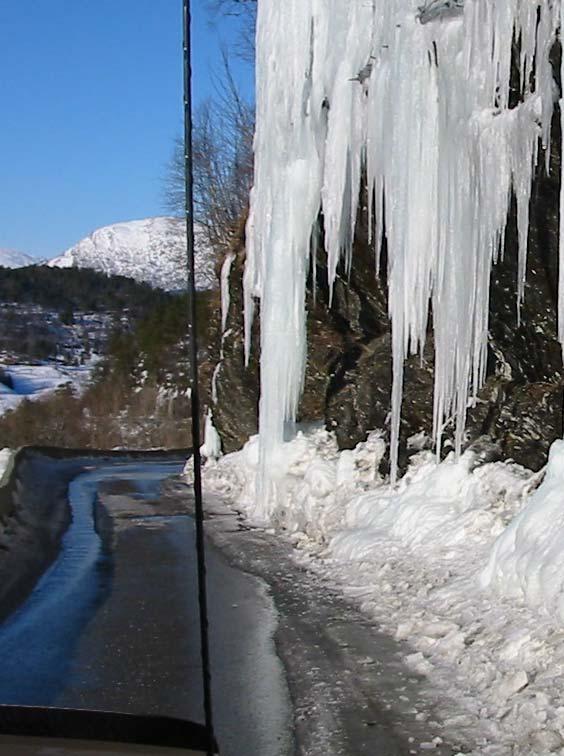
201 409 222 459
220 252 236 334
245 0 562 502
211 252 237 406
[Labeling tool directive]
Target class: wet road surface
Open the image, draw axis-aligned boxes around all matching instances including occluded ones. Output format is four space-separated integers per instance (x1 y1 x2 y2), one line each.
198 492 472 756
0 455 471 755
0 458 292 756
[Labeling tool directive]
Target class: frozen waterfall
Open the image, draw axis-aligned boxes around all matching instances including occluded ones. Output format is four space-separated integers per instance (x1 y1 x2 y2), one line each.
245 0 562 512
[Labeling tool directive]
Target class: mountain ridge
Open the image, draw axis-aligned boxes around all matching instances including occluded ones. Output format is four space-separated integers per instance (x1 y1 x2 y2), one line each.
0 249 35 269
46 216 216 292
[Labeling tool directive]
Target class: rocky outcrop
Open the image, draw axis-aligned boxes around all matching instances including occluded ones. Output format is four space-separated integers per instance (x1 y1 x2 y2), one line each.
210 116 564 474
210 248 260 453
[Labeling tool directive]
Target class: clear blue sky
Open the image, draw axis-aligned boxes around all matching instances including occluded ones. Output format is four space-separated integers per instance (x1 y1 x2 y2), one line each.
0 0 253 259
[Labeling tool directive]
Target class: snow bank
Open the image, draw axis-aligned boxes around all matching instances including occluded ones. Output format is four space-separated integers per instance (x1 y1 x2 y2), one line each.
333 449 530 559
204 428 385 530
202 430 564 753
481 439 564 620
204 427 530 548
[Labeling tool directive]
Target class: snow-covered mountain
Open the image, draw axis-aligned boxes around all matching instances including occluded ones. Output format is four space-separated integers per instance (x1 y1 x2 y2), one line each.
46 217 217 291
0 249 35 269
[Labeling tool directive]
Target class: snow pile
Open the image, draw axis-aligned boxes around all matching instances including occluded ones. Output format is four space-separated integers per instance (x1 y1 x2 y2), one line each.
203 427 530 548
47 217 216 292
202 430 564 752
246 0 562 502
204 428 385 529
481 439 564 621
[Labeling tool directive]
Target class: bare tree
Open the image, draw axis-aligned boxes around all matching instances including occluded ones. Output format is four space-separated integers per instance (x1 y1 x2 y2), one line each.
165 52 254 253
208 0 257 63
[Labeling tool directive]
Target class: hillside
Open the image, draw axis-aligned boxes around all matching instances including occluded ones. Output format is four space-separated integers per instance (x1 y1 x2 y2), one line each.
0 261 219 450
0 266 172 367
0 265 170 316
46 217 216 292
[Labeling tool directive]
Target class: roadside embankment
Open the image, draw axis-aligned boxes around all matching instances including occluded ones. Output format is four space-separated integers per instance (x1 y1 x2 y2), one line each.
0 448 80 623
0 446 190 624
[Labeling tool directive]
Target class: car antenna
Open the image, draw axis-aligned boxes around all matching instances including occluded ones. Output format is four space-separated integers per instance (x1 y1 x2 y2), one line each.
182 2 215 754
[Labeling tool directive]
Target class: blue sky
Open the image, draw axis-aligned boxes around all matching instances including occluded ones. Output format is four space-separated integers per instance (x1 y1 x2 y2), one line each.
0 0 253 259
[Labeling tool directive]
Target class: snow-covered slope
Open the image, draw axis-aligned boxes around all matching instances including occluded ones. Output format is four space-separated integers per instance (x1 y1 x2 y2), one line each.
0 249 35 269
47 217 216 291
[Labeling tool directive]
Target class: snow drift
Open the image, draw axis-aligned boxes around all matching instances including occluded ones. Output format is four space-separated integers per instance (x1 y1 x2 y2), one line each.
481 439 564 621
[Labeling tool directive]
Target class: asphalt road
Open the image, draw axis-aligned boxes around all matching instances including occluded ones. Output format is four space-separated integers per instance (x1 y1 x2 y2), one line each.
54 462 294 756
0 458 292 756
0 456 472 755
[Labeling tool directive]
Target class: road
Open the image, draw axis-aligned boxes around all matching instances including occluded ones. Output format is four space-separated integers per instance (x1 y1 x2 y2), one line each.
195 491 470 756
0 457 292 756
0 454 471 755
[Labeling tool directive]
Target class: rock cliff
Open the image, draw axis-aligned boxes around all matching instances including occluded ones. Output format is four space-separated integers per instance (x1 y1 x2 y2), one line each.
209 117 564 475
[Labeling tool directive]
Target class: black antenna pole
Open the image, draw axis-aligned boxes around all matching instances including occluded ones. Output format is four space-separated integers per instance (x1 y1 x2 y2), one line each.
182 2 215 754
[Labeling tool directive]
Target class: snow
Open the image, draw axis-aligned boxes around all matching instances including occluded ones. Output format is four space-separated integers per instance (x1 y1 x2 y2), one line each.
0 249 35 269
201 429 564 753
0 362 96 418
245 0 560 497
481 439 564 621
200 409 222 459
0 448 14 485
46 217 217 292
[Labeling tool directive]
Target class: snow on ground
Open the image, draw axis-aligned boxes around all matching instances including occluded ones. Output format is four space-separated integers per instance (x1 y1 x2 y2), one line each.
200 428 564 754
0 361 97 417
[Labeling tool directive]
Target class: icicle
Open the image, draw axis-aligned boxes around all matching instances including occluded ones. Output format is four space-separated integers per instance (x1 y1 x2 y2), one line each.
220 252 235 334
201 409 222 459
245 0 561 509
311 222 319 306
211 363 220 404
559 0 564 356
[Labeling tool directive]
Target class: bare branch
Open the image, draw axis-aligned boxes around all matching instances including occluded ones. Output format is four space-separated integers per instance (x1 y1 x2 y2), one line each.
207 0 256 63
164 68 254 254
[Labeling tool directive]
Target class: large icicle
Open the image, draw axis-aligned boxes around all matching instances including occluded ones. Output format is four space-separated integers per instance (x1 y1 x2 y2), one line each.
246 0 560 513
560 0 564 352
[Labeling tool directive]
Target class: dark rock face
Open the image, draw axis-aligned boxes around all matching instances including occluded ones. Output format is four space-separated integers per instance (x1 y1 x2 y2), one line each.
210 116 564 474
210 249 260 454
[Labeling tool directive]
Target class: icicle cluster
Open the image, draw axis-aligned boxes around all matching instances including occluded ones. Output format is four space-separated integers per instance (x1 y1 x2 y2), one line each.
245 0 563 508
